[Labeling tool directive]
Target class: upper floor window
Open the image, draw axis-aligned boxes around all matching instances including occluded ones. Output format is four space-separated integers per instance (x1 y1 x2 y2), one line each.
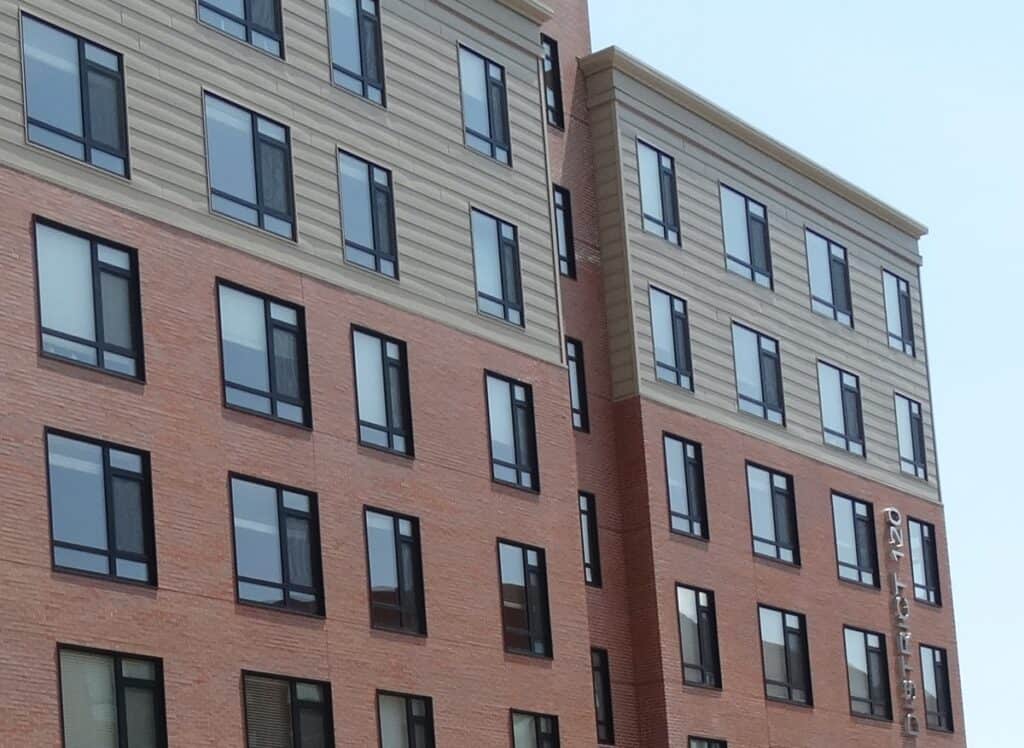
353 327 413 455
732 323 784 424
378 691 435 748
199 0 283 57
818 361 864 456
806 229 852 326
35 220 144 379
909 518 942 605
690 739 727 748
230 475 323 615
747 463 799 565
720 185 771 287
664 433 707 539
59 646 166 747
541 35 564 128
591 648 615 744
327 0 385 104
22 15 128 176
578 492 602 587
554 185 576 277
365 507 426 635
243 672 333 747
203 93 294 239
459 46 510 164
883 270 915 355
758 605 812 705
677 584 721 688
895 394 927 479
472 210 523 325
566 337 589 431
498 540 552 657
844 627 892 720
832 494 878 587
217 281 311 426
486 373 539 490
650 287 693 390
339 151 397 277
637 141 680 244
921 645 954 731
46 431 156 585
511 710 560 748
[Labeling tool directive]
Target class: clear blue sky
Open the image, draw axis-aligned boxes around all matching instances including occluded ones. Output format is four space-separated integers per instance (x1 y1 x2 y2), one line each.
589 1 1022 743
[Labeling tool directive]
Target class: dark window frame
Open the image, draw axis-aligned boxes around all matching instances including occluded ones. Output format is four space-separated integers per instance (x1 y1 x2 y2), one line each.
497 539 553 659
364 505 427 636
650 286 693 390
806 228 853 326
637 139 680 244
818 361 865 456
920 644 954 732
590 648 615 744
458 45 511 165
746 462 800 566
843 625 893 721
663 433 708 540
758 604 813 706
732 322 785 425
895 393 927 479
376 690 435 748
541 35 564 129
485 371 540 492
241 670 335 747
883 269 915 356
908 518 942 606
831 493 879 588
326 0 386 104
553 184 576 278
720 183 772 288
689 739 727 748
510 709 560 748
566 337 589 432
197 0 284 58
339 150 398 278
472 208 524 327
676 583 722 689
352 326 414 457
578 492 602 587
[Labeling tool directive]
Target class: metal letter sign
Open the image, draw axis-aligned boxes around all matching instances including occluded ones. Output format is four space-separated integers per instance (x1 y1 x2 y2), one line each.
884 507 920 737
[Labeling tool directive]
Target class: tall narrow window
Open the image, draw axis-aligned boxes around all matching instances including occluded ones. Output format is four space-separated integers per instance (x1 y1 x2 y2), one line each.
46 431 156 585
818 362 864 456
511 710 560 748
591 649 615 744
199 0 283 56
486 373 539 490
242 672 333 748
566 337 589 431
58 646 166 748
578 493 602 587
498 540 552 657
921 645 954 731
758 605 812 705
365 508 426 635
541 35 564 128
378 691 435 748
339 151 397 277
35 220 144 379
553 185 576 277
637 141 679 244
664 434 707 539
883 270 915 355
909 518 942 605
732 324 784 424
806 229 852 325
676 584 721 688
650 287 693 390
746 464 799 565
690 739 727 748
21 15 129 176
832 494 878 587
204 93 294 238
353 328 413 455
327 0 385 103
895 394 927 479
844 627 892 720
459 46 510 164
720 185 771 287
230 476 323 615
472 210 523 325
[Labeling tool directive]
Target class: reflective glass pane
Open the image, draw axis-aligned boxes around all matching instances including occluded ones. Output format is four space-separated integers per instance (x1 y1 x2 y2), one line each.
638 143 663 222
818 364 844 434
733 325 761 402
677 586 700 668
379 694 409 748
259 140 290 216
650 289 675 370
328 0 362 76
244 675 293 747
100 271 133 350
219 286 269 392
272 326 301 401
472 211 502 302
124 686 158 748
60 649 117 748
845 629 869 700
48 435 107 550
354 331 387 428
833 496 857 567
459 48 489 137
231 479 282 584
36 224 96 342
112 476 145 555
721 186 750 263
486 377 515 464
205 96 257 203
759 608 786 682
286 515 314 588
340 153 374 249
806 231 833 303
512 714 538 748
367 511 398 599
23 18 83 137
747 466 775 544
85 69 122 151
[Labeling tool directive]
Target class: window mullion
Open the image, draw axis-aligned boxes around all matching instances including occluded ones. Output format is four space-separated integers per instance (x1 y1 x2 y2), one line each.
101 447 119 573
380 345 395 446
393 518 409 628
276 488 292 600
91 239 107 366
113 654 129 748
77 39 92 156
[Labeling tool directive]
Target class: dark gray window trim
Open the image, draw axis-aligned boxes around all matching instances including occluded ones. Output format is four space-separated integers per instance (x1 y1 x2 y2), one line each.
498 539 552 658
590 648 615 744
197 0 284 58
241 670 335 747
831 493 879 588
746 462 800 566
351 325 414 457
471 208 524 327
732 322 785 425
541 35 564 129
895 393 927 479
650 286 693 391
805 227 853 326
326 0 386 104
339 150 398 278
663 432 709 540
363 505 427 636
676 583 722 689
920 644 954 732
458 44 511 165
843 625 893 721
637 139 681 244
758 603 813 706
553 184 576 278
510 709 560 747
908 517 942 606
579 492 602 587
566 337 589 432
720 183 772 288
376 690 435 748
818 360 865 456
484 371 540 492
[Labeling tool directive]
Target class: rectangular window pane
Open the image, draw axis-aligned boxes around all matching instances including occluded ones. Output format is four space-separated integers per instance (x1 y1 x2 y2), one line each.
60 649 117 748
638 142 663 224
721 185 751 268
591 649 614 743
541 35 564 128
36 223 96 345
355 330 387 428
205 95 257 203
232 478 283 585
24 18 84 137
499 542 550 657
340 153 375 252
244 674 294 747
85 70 122 152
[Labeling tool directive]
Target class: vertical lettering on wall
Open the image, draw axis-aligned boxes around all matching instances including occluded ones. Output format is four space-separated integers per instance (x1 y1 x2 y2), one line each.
884 507 920 737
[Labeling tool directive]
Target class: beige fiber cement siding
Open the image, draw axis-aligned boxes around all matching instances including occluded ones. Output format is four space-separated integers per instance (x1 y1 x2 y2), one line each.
0 0 561 363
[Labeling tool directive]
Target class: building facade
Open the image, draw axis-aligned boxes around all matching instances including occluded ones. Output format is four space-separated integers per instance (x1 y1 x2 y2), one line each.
0 0 964 746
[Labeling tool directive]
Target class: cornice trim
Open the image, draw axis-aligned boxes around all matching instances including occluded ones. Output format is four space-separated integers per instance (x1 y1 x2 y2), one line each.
495 0 553 24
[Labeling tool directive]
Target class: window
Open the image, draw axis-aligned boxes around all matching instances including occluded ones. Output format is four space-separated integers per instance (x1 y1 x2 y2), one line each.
498 540 552 657
242 672 333 747
203 93 294 238
578 493 602 586
676 584 721 688
895 394 927 479
459 46 510 164
486 373 539 490
746 464 799 565
541 35 564 128
46 431 156 584
365 508 426 635
21 15 128 176
566 338 589 431
511 710 559 748
806 229 852 325
690 739 727 748
650 287 693 390
637 141 679 244
327 0 385 103
217 281 311 425
230 476 323 615
664 434 707 538
591 649 615 744
198 0 282 56
909 518 942 605
818 362 864 455
378 691 435 748
34 220 144 379
883 270 915 355
732 324 784 424
339 151 397 277
921 645 954 731
553 185 575 277
720 185 771 287
353 328 413 455
58 646 166 748
472 210 523 325
758 605 812 705
832 494 878 586
844 627 892 720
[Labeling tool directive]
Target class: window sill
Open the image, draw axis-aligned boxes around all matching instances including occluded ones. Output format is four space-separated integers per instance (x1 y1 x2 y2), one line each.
913 597 944 610
207 205 299 246
39 351 146 386
850 711 894 724
195 19 286 62
236 598 325 621
52 565 157 592
477 307 526 331
370 623 428 640
752 552 801 571
490 477 541 496
461 141 514 170
24 136 131 182
669 528 710 544
223 403 313 432
836 576 881 593
682 681 723 694
503 649 553 664
765 695 813 710
357 440 415 461
343 256 401 284
328 80 388 111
